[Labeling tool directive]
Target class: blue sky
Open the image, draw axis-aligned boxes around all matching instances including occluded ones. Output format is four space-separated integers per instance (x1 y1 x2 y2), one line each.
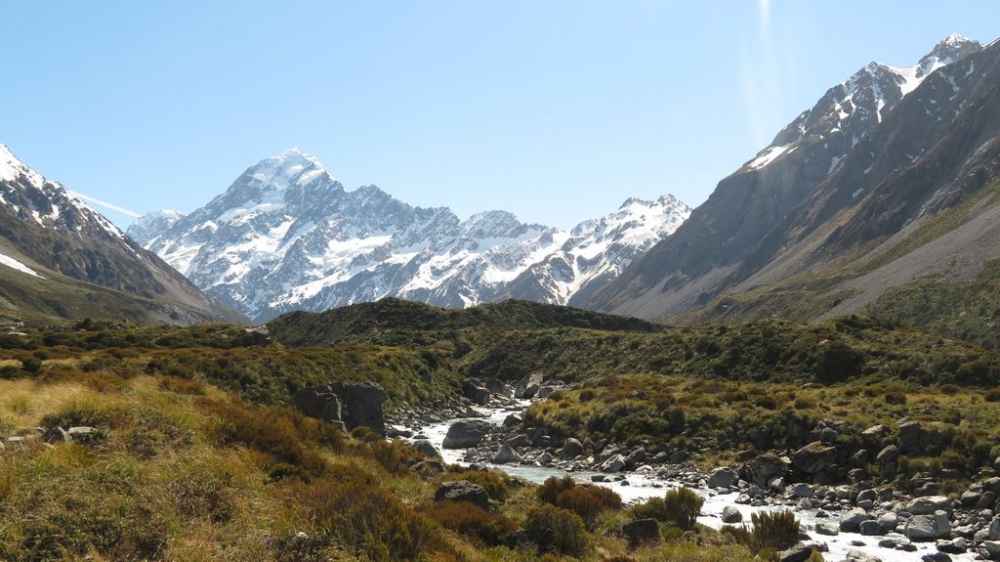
3 1 999 230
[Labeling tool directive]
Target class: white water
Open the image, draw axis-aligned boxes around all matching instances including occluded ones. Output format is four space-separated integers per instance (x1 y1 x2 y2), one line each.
413 406 976 562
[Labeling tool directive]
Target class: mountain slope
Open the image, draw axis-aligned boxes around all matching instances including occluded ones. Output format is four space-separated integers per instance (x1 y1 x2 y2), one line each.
0 144 246 326
132 150 690 322
589 34 1000 324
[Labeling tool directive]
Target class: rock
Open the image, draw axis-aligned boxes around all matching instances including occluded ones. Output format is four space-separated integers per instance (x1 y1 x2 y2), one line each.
877 512 898 533
67 427 100 446
936 537 967 554
905 511 952 541
561 438 584 458
722 505 743 523
601 454 626 473
502 413 522 427
411 460 445 475
708 466 739 489
791 483 814 498
981 541 1000 560
778 543 816 562
292 382 387 434
669 450 690 464
514 372 544 399
622 518 659 546
859 520 884 536
792 442 839 474
442 420 492 449
815 522 839 536
861 424 888 448
412 440 442 459
462 381 491 406
752 454 787 486
905 496 954 515
922 553 952 562
625 448 647 470
539 452 553 466
386 426 413 438
492 444 522 465
434 480 490 510
535 385 559 399
876 444 899 465
844 548 882 562
292 384 343 424
42 426 71 444
839 508 870 532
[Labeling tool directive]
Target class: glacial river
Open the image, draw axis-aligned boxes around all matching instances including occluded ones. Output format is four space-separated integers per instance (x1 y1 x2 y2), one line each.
414 405 975 562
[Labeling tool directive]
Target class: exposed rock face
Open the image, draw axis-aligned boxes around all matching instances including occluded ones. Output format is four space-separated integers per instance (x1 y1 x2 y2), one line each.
291 381 386 434
791 442 839 474
434 480 490 510
905 510 952 541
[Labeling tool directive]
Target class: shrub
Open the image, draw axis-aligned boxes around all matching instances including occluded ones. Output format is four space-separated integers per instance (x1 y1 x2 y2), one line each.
662 486 703 530
20 357 42 373
524 504 588 557
207 402 328 474
884 391 907 405
985 388 1000 403
554 485 622 529
305 480 432 561
630 496 669 522
725 509 800 553
537 475 576 505
423 500 517 546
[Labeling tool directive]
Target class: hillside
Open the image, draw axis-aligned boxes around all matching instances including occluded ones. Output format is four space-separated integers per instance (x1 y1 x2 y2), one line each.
590 35 1000 328
0 145 245 327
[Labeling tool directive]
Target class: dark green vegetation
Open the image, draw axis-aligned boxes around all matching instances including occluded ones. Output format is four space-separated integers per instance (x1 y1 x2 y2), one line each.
4 298 1000 560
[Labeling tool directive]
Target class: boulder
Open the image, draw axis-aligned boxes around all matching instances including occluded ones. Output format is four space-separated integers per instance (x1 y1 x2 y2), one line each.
462 381 491 406
42 426 71 444
601 454 626 473
877 512 898 534
905 496 953 515
622 518 659 546
859 520 884 536
905 510 951 542
708 466 739 489
514 372 545 399
561 438 584 458
502 413 522 428
412 440 442 459
752 454 788 487
990 515 1000 540
722 505 743 524
935 537 967 554
442 420 492 449
67 427 100 446
778 543 817 562
839 508 870 533
815 522 839 536
792 442 839 474
861 424 889 449
492 444 522 465
434 480 490 510
981 541 1000 560
292 381 387 434
625 448 647 470
922 553 952 562
292 384 343 424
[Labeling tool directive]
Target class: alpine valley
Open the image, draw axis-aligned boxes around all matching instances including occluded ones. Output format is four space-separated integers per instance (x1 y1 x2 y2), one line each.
128 153 690 323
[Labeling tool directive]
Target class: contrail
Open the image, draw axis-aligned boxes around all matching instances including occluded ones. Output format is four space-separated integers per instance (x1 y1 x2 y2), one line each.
68 191 142 218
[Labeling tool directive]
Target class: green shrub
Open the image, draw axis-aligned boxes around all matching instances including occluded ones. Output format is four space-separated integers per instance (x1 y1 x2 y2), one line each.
423 500 517 546
663 486 703 530
725 509 800 553
554 485 622 529
524 504 588 557
630 496 669 521
985 388 1000 402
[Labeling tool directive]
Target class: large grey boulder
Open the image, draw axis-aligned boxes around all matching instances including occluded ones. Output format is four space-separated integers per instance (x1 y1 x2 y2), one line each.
839 508 870 532
792 442 839 474
492 444 522 465
434 480 490 510
561 438 584 458
292 382 387 434
722 505 743 523
412 440 442 459
905 510 951 541
905 496 953 515
708 466 739 489
442 420 492 449
514 372 545 399
601 454 626 473
622 518 659 546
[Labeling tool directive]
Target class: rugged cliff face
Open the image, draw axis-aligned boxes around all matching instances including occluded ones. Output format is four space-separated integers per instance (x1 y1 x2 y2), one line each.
589 35 1000 323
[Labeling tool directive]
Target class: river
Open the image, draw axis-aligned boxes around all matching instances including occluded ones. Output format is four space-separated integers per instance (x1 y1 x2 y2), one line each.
411 404 976 562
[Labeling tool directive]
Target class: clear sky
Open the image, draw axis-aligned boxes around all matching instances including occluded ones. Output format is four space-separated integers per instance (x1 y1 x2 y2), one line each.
2 1 999 231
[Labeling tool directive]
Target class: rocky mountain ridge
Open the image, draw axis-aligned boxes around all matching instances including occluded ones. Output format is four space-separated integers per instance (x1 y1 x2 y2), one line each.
589 34 1000 323
131 150 690 322
0 144 245 325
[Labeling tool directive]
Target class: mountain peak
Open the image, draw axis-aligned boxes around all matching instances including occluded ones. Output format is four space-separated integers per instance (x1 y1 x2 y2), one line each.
0 144 45 188
247 148 332 191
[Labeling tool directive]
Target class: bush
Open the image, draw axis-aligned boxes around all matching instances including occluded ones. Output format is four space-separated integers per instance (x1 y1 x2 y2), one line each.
662 486 703 530
537 475 577 505
725 509 800 553
985 388 1000 403
423 500 517 546
524 504 588 557
554 485 622 529
630 496 669 522
305 480 432 561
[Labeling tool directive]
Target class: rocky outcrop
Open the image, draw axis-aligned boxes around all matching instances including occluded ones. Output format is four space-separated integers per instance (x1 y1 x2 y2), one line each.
292 381 386 434
443 420 492 449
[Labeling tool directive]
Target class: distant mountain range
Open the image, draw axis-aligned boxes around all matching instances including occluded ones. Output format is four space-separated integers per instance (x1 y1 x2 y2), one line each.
0 145 245 326
589 34 1000 324
129 151 690 322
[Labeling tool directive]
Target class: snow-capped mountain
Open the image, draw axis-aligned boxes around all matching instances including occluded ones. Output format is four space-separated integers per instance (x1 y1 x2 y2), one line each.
0 144 245 325
591 34 1000 321
131 149 690 322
